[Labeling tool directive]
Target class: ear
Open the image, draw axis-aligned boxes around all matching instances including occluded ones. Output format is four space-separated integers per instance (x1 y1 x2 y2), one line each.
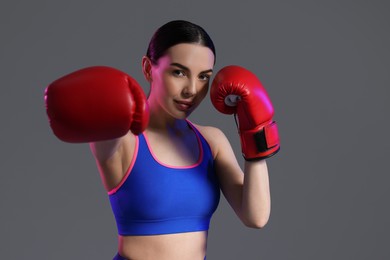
142 56 153 82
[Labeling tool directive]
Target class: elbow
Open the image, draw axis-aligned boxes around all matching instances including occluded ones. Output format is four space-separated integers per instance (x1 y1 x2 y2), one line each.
244 220 268 229
239 203 271 229
243 216 270 229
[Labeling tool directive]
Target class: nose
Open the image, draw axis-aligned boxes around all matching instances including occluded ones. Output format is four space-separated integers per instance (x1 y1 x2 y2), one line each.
182 78 197 98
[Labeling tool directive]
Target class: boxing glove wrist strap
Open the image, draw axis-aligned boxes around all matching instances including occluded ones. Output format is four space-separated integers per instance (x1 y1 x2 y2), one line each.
239 121 280 160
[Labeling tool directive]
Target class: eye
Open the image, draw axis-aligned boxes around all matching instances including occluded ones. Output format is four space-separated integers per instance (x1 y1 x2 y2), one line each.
172 70 186 77
199 74 211 81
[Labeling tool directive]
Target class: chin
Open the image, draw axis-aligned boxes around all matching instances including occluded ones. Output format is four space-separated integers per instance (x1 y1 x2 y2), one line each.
173 112 191 120
169 108 194 120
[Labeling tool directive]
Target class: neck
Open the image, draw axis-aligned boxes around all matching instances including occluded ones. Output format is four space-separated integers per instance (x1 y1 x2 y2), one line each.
147 103 189 134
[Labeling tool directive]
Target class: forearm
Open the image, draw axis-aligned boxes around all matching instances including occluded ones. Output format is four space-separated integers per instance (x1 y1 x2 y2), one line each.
241 159 271 228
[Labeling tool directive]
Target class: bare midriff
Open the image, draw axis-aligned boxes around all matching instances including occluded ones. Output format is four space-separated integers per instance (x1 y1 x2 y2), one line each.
118 231 208 260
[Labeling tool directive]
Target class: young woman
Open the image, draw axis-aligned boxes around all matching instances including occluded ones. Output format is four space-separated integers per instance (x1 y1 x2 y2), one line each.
45 20 279 260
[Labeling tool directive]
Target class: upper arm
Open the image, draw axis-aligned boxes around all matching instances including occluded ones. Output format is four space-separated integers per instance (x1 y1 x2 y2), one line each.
89 133 136 190
89 136 124 162
195 125 245 217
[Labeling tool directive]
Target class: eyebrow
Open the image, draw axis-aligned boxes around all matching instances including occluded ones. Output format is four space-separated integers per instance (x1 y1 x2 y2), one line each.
170 62 213 74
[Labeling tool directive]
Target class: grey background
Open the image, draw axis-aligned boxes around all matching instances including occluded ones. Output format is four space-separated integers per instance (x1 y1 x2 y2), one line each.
1 0 389 259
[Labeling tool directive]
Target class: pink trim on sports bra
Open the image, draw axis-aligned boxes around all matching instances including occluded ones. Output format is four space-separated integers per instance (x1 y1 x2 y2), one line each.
143 121 203 169
107 136 139 195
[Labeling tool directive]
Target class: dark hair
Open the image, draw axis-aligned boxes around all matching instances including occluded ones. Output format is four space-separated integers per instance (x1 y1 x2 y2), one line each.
146 20 216 65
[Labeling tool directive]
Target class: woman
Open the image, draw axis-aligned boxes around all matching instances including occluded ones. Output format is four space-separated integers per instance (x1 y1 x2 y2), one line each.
45 20 279 260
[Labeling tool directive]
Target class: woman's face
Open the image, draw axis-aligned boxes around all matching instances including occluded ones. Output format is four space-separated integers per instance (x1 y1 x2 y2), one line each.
146 43 215 119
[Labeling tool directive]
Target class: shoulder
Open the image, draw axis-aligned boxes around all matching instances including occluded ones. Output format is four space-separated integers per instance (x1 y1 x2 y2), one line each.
190 122 230 159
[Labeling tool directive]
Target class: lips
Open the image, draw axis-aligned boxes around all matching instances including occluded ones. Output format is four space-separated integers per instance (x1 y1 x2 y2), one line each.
174 100 194 111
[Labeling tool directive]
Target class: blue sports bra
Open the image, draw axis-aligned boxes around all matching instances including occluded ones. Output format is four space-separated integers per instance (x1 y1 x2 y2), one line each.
108 122 220 236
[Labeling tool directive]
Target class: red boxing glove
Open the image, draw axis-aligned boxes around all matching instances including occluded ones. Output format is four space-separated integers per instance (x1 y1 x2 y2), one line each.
210 65 280 160
45 66 149 143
